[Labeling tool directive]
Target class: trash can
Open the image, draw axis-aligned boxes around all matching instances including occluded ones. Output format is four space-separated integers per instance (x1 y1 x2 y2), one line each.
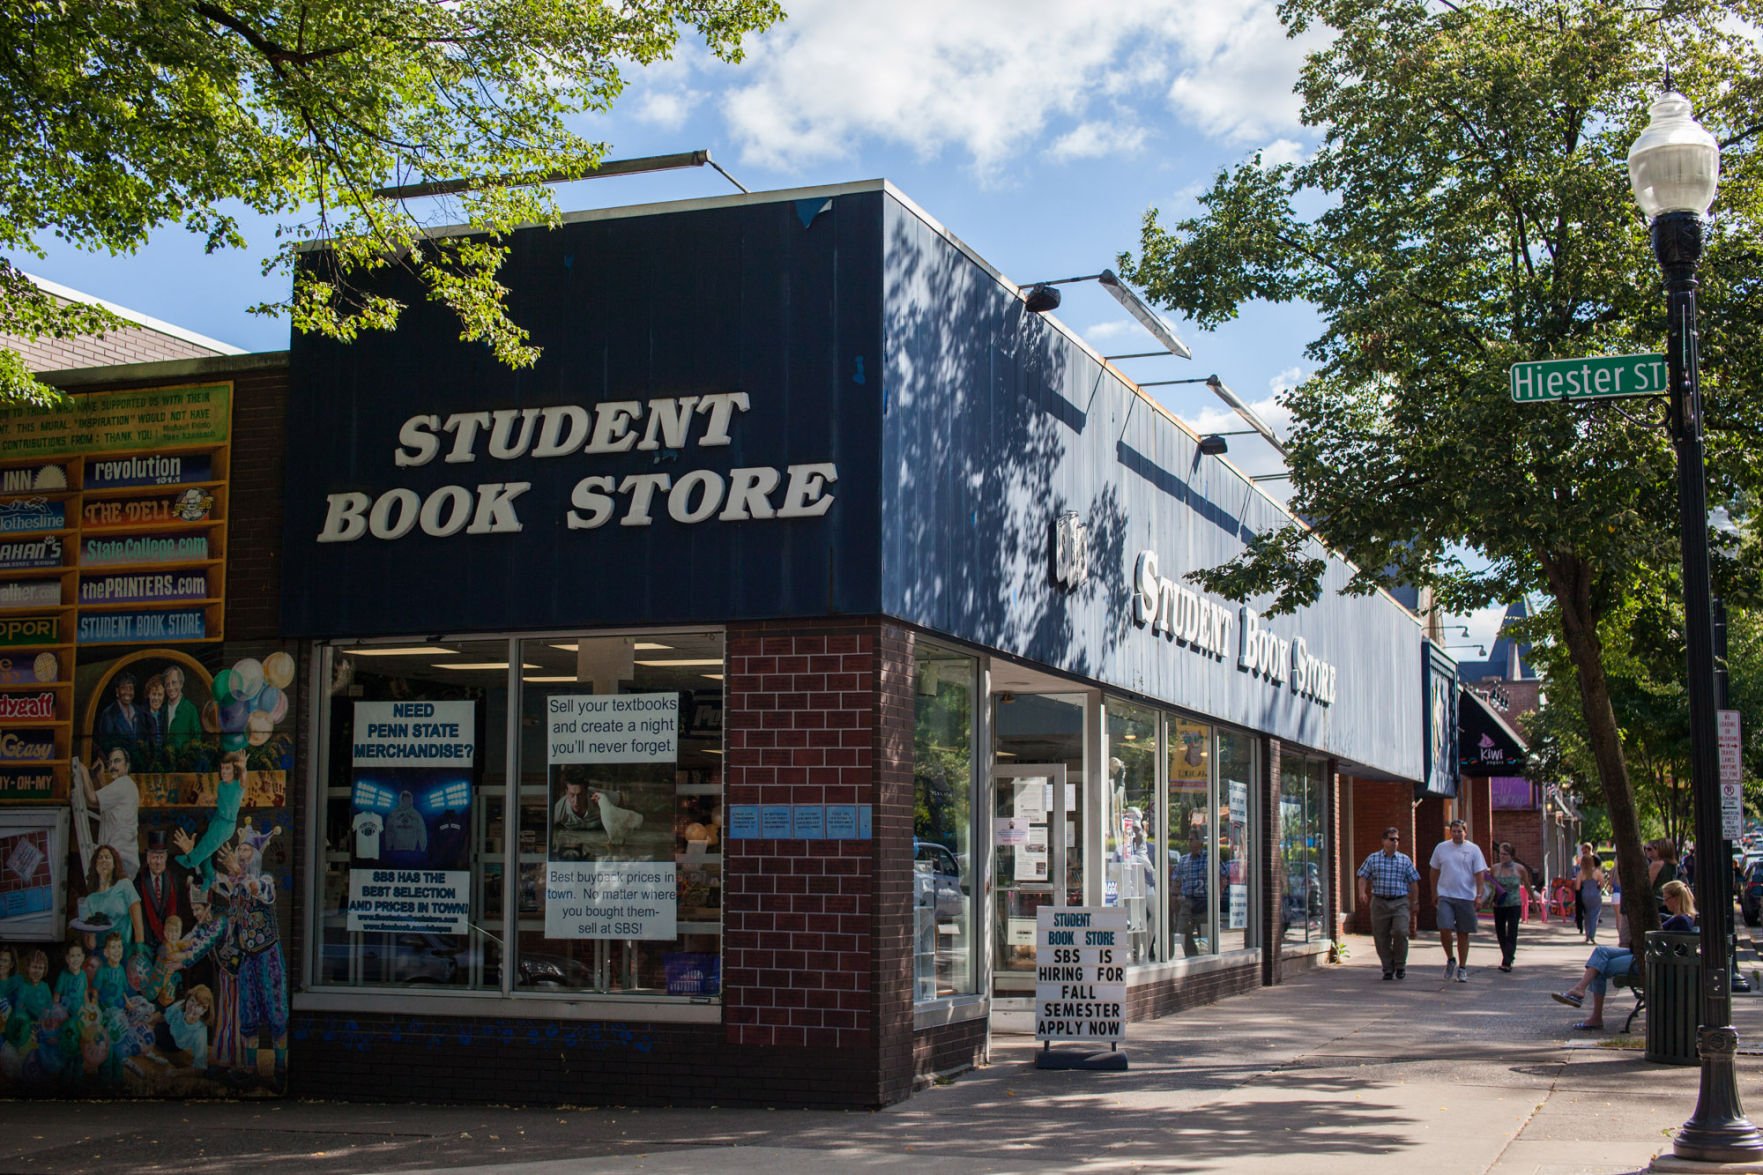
1645 931 1702 1065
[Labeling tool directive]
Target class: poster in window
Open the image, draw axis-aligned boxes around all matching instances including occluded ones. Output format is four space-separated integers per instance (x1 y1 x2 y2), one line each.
544 693 678 940
345 700 475 934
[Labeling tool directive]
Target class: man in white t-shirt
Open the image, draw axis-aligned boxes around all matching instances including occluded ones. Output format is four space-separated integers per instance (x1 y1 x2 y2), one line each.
1429 818 1491 983
80 745 141 876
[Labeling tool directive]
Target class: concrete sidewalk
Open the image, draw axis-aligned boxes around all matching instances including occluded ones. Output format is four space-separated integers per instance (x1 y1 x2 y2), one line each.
4 920 1762 1174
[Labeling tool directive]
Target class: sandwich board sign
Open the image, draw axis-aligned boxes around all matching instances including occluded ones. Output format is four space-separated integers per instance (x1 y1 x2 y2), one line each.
1035 905 1129 1070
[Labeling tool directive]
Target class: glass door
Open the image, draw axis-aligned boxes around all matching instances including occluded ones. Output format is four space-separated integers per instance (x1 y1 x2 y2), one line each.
991 763 1068 996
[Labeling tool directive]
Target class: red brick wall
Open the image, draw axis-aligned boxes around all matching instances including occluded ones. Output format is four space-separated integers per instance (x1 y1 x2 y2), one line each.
1344 779 1419 934
11 314 231 372
723 622 881 1054
1492 808 1544 878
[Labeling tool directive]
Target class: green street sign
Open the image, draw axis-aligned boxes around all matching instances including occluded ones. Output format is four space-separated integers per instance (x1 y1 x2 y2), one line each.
1509 354 1666 403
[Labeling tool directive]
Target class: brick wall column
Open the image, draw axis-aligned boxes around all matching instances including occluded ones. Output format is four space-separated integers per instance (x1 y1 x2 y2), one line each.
723 621 883 1070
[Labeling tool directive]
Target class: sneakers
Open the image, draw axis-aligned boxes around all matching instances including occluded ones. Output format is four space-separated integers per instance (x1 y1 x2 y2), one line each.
1444 961 1458 981
1455 966 1470 982
1395 968 1406 979
1382 971 1394 980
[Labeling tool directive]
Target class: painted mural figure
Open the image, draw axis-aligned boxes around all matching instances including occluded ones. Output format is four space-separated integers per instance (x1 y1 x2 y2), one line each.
94 671 151 753
74 746 141 875
141 672 168 759
135 830 181 951
75 843 144 957
160 665 202 747
211 832 288 1083
173 749 246 887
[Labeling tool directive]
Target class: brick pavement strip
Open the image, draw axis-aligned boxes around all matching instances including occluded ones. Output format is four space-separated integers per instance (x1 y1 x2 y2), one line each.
2 922 1760 1174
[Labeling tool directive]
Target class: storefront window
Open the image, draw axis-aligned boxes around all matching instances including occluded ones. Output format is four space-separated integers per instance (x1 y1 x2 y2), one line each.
1168 717 1214 959
515 633 723 996
1105 700 1158 965
317 640 507 989
1279 750 1327 944
314 631 723 999
1216 730 1257 954
913 644 977 1001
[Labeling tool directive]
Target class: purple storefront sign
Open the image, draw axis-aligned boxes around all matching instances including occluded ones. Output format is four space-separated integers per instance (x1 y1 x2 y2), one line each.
1490 775 1535 810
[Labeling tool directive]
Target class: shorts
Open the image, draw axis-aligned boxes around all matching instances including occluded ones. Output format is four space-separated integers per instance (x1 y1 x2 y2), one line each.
1437 897 1479 933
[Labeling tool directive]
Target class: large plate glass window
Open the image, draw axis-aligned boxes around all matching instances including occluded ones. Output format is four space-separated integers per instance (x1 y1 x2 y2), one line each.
1279 750 1327 944
912 642 977 1001
514 633 723 996
1104 699 1158 965
1169 717 1215 958
1216 730 1257 953
317 641 506 989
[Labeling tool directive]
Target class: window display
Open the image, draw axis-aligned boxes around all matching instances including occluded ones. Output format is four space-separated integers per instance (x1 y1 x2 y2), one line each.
1279 750 1327 944
1105 700 1158 965
912 643 976 1001
1168 717 1214 960
312 631 723 999
1217 731 1256 954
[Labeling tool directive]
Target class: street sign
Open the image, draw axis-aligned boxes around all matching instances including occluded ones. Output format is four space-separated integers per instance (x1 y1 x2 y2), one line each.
1509 354 1666 403
1721 710 1744 839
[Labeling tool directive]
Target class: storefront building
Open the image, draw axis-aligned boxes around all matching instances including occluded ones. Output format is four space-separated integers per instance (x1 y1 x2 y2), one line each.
3 181 1425 1106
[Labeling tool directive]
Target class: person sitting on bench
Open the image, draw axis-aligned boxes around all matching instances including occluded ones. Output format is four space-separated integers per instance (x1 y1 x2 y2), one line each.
1549 879 1695 1031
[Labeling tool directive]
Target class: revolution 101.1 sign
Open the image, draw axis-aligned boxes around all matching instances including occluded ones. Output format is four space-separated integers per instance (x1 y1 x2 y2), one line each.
1035 905 1128 1043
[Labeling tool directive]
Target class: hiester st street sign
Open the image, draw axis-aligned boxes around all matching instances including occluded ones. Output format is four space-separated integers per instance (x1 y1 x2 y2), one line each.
1509 353 1667 403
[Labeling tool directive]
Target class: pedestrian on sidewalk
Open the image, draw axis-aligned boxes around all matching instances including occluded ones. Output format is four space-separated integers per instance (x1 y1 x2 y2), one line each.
1357 826 1420 980
1490 842 1533 972
1575 850 1605 944
1573 841 1600 933
1551 879 1696 1030
1429 819 1492 983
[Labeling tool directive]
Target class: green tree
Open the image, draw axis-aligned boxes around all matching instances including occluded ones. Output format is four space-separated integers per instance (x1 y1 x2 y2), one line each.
0 0 781 403
1122 0 1763 936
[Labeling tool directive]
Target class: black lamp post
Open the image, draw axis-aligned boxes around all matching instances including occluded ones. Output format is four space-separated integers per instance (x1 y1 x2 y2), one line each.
1628 90 1763 1163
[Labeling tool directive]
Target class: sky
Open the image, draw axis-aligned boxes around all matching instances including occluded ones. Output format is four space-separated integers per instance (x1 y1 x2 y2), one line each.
24 0 1511 651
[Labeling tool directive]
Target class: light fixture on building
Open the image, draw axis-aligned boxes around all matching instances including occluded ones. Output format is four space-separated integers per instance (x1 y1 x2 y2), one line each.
1196 435 1230 456
1016 269 1191 360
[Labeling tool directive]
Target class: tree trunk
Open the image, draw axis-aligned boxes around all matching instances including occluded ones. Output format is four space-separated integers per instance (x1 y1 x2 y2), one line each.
1544 554 1657 939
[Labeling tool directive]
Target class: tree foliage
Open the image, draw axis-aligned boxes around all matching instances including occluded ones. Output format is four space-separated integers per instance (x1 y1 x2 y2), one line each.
0 0 782 401
1121 0 1763 934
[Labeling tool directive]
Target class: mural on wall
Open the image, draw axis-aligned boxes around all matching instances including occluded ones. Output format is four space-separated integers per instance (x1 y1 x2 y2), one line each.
0 649 296 1096
0 383 297 1097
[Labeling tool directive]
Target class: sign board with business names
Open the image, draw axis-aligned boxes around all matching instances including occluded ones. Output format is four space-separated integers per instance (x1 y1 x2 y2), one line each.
0 616 57 648
0 536 63 571
0 769 56 799
0 498 65 533
0 652 57 685
0 581 62 610
76 610 207 644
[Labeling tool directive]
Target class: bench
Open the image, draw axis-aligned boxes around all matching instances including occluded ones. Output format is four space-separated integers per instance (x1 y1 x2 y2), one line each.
1611 956 1646 1033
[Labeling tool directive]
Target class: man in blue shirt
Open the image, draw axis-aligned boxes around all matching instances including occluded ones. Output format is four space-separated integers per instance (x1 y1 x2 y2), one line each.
1357 826 1420 980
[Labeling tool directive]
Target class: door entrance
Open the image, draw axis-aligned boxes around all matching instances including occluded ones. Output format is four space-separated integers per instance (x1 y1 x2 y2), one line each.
991 763 1071 1003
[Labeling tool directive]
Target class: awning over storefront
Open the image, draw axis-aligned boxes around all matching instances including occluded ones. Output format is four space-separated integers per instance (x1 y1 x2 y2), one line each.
1459 688 1527 776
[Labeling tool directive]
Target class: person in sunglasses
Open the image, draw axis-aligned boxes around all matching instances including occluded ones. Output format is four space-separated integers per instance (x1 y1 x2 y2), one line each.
1357 827 1420 980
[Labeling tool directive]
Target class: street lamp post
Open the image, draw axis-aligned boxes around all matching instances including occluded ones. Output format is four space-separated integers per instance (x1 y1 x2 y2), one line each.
1628 90 1763 1163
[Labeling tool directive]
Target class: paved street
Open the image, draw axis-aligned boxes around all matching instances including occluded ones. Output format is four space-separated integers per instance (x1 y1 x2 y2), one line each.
5 919 1763 1174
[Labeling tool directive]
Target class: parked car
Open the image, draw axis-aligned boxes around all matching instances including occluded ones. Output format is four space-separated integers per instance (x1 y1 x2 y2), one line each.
1742 863 1763 928
913 838 965 924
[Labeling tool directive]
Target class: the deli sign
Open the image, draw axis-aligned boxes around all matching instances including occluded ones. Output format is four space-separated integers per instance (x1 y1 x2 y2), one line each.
1131 548 1337 706
316 393 837 543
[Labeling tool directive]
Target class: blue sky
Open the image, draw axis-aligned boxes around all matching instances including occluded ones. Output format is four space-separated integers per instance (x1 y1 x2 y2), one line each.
25 0 1509 649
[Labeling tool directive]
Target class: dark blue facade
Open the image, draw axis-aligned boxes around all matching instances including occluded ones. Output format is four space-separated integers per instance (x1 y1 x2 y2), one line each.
280 182 1424 780
282 189 886 636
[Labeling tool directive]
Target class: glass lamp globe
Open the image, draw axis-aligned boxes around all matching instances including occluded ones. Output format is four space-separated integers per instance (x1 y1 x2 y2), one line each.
1627 91 1720 219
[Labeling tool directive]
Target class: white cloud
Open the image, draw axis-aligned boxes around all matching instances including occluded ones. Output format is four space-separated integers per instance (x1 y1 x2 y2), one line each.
707 0 1315 176
634 88 704 131
1257 138 1306 168
1164 3 1327 145
1268 365 1305 395
1079 319 1138 342
1048 120 1148 162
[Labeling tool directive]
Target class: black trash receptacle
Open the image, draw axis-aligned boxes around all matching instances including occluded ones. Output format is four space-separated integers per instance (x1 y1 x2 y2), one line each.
1645 931 1701 1065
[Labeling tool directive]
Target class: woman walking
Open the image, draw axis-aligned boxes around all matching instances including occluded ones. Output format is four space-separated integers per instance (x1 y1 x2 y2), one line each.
1577 850 1605 944
1490 843 1533 972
